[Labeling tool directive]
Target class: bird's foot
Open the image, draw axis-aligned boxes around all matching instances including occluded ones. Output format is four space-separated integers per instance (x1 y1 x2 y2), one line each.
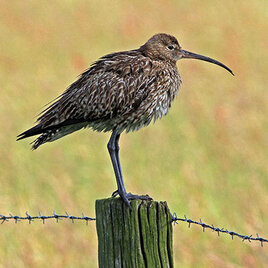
112 190 152 209
125 192 153 201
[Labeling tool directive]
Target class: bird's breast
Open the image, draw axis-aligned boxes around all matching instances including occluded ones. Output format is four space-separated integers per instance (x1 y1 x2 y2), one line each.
151 65 181 121
123 63 181 132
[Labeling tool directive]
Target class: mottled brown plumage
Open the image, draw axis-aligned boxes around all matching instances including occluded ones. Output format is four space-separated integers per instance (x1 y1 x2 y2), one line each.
18 33 233 207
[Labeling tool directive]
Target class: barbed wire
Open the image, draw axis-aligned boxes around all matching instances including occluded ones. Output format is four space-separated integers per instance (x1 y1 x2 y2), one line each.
171 213 267 247
0 211 95 225
0 211 266 246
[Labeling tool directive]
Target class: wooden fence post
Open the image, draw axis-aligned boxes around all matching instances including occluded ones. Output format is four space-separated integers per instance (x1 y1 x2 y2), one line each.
95 198 174 268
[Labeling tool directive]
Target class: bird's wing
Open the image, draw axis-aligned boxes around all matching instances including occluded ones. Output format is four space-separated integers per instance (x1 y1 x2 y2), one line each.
17 52 158 139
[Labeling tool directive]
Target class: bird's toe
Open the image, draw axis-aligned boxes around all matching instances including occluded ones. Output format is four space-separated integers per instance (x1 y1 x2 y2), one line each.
126 193 153 201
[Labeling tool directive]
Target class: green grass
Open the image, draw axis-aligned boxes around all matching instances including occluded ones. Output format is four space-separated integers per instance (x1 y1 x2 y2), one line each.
0 1 267 267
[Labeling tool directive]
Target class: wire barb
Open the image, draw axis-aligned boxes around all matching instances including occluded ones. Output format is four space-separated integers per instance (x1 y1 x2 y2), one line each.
0 212 96 224
172 214 267 247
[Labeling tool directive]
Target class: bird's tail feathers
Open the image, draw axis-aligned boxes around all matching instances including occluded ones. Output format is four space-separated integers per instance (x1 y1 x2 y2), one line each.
17 125 43 141
31 133 51 150
18 122 87 150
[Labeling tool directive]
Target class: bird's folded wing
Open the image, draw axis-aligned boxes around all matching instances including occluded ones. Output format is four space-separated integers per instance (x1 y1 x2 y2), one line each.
18 53 158 139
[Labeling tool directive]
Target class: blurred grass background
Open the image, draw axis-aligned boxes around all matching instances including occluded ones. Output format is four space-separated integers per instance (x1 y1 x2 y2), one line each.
0 0 267 267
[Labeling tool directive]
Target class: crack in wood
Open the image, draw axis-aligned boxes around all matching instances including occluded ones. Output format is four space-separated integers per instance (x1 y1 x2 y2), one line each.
156 202 164 268
138 201 148 267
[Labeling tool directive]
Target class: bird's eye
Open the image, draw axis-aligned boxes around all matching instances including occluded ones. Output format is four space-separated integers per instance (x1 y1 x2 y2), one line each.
167 45 174 50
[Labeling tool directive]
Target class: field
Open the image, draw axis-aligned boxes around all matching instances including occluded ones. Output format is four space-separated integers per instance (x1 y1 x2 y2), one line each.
0 1 267 267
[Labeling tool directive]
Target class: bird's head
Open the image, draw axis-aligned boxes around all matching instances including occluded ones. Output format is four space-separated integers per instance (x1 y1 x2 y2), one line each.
140 33 234 75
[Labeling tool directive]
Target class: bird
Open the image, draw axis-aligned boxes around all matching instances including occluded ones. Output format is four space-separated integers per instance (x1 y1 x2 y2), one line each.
17 33 233 208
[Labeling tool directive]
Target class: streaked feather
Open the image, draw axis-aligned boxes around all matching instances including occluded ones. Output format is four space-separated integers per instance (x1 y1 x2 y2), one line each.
18 34 182 149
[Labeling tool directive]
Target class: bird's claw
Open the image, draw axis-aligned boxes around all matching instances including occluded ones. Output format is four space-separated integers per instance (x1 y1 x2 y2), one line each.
112 190 119 197
124 193 152 201
111 190 152 209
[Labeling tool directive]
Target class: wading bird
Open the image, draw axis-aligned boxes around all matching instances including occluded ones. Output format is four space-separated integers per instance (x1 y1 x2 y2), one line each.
18 33 233 208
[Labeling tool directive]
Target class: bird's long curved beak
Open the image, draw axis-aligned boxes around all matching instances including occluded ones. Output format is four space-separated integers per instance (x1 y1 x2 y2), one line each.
181 49 234 75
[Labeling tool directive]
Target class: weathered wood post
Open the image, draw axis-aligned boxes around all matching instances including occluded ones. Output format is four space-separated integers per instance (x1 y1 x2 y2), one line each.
95 198 173 268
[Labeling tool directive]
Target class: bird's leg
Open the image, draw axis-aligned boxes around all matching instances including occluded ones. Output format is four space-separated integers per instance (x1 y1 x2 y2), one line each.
108 130 130 208
113 133 123 188
108 130 152 207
